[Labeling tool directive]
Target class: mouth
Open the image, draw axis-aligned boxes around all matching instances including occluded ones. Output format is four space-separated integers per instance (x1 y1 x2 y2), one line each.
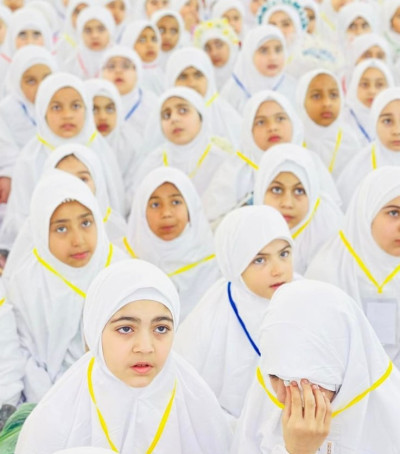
131 362 153 374
114 77 124 84
61 123 76 131
70 251 90 260
172 127 183 135
160 224 176 232
97 123 109 132
267 64 278 70
282 214 294 223
270 282 285 290
391 140 400 147
321 111 333 119
268 135 281 143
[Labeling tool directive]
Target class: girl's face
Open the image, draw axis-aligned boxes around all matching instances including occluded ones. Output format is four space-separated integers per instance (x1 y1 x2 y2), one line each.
371 196 400 256
263 171 309 229
180 0 199 31
376 99 400 151
249 0 264 16
268 11 295 41
15 29 44 49
20 64 52 104
241 239 293 299
49 200 97 267
93 95 117 136
3 0 23 12
391 7 400 34
252 100 293 150
223 8 242 35
347 16 371 40
304 73 340 126
0 19 7 44
146 182 189 241
71 3 88 29
102 56 137 95
56 154 96 193
134 26 159 63
357 45 386 64
357 67 388 108
157 15 179 52
46 87 86 138
102 299 174 388
205 38 230 67
146 0 169 18
253 39 284 77
106 0 126 25
175 66 208 97
82 19 110 51
305 7 316 34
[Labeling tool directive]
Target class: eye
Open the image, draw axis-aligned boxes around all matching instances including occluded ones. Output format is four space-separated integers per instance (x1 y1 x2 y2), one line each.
280 249 291 258
51 104 61 111
159 26 166 33
177 73 187 80
93 106 99 113
194 71 204 79
106 105 116 113
276 114 288 122
161 111 171 120
56 225 67 233
155 325 170 334
382 118 393 125
252 256 265 265
294 187 306 196
388 209 400 217
73 102 83 110
117 326 133 334
18 31 27 38
82 218 93 227
149 201 160 208
359 81 369 89
330 91 339 99
311 93 320 100
33 31 42 38
178 106 188 114
25 78 36 86
171 198 183 205
270 186 283 194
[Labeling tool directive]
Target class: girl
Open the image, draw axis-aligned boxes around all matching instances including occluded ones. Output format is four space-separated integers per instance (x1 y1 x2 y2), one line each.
62 6 115 79
345 59 394 146
15 259 232 453
3 171 126 402
170 0 201 35
254 144 343 274
126 167 220 320
193 18 239 90
232 279 400 453
337 88 400 207
296 68 362 179
307 166 400 367
134 0 170 20
175 205 295 418
0 72 125 252
211 0 245 41
44 143 128 249
120 20 165 95
383 0 400 64
221 25 297 112
337 2 376 46
0 45 57 172
102 0 129 42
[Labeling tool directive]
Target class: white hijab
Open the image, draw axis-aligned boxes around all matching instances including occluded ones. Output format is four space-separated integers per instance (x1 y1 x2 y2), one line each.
253 143 343 274
383 0 400 60
3 171 125 402
307 166 400 366
296 68 362 178
347 32 392 72
345 58 395 146
15 259 232 454
211 0 245 40
337 2 377 48
232 279 400 453
127 166 219 320
175 205 293 418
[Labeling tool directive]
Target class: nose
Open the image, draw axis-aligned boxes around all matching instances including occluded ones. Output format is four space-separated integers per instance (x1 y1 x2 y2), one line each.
133 330 154 353
71 228 84 247
270 257 284 277
161 203 173 217
280 191 294 208
266 119 278 132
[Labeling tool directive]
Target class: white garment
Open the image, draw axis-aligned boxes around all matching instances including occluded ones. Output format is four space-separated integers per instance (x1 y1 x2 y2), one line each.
253 143 343 274
337 87 400 208
344 58 395 146
295 68 362 179
211 0 246 41
54 449 114 454
307 166 400 367
62 6 115 79
0 72 125 251
175 205 293 418
0 5 12 54
383 0 400 63
3 171 126 402
221 25 297 112
15 259 233 454
99 0 131 42
127 167 220 320
25 1 60 44
232 279 400 453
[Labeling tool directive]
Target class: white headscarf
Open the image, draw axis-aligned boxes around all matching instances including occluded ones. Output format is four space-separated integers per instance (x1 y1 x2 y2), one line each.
175 205 294 417
221 25 296 112
253 143 343 274
383 0 400 60
211 0 245 39
54 449 114 454
25 1 60 43
345 58 395 145
127 166 219 320
232 279 400 453
347 32 392 69
296 68 362 178
337 2 377 47
3 170 125 402
15 259 232 454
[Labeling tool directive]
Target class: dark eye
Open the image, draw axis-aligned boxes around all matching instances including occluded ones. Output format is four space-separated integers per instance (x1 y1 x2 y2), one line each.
270 186 282 194
117 326 133 334
155 325 170 334
294 187 306 195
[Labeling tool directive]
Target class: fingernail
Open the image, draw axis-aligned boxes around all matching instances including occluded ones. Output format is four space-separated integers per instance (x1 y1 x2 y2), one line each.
302 379 309 384
312 384 319 390
291 380 298 386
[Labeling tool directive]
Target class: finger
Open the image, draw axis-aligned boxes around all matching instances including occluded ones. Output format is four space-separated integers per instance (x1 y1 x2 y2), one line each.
289 381 303 419
313 384 327 424
302 379 316 420
282 383 292 423
323 392 332 427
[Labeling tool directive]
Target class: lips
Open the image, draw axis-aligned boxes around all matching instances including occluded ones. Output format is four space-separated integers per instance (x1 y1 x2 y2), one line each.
391 140 400 147
131 362 153 374
70 251 89 260
268 135 281 143
270 282 285 290
114 77 124 83
61 123 76 131
282 214 294 223
97 123 109 132
160 224 176 232
321 111 333 119
172 127 183 135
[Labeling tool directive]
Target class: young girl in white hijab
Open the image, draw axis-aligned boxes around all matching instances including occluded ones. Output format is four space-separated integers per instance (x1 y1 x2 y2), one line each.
101 0 130 43
126 167 220 320
120 20 165 95
211 0 245 42
15 259 233 453
344 59 395 146
164 46 242 147
0 45 57 169
383 0 400 64
62 6 115 79
307 166 400 368
221 25 297 112
232 279 400 453
337 2 377 49
254 144 343 274
0 72 125 252
175 205 295 418
296 68 362 179
337 87 400 207
3 171 127 403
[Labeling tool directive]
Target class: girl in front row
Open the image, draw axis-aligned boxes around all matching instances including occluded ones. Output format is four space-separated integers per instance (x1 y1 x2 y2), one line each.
175 205 295 418
15 259 232 453
3 171 126 402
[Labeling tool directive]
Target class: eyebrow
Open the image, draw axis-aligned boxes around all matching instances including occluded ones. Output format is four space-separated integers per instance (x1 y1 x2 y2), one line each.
50 211 92 225
110 315 174 324
383 204 400 209
255 245 291 257
379 113 394 118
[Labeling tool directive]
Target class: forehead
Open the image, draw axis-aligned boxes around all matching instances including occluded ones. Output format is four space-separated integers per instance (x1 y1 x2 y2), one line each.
161 96 193 110
94 95 115 105
269 10 292 21
139 26 156 36
157 15 179 27
110 299 173 321
179 65 204 76
361 66 385 79
255 100 285 116
150 181 182 198
257 38 282 49
50 200 91 219
271 171 303 186
22 63 51 77
380 99 400 114
257 238 290 254
50 86 83 102
307 73 338 90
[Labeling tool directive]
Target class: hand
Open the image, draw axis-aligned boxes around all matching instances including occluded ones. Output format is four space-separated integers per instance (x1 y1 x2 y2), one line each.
0 177 11 203
282 379 332 454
